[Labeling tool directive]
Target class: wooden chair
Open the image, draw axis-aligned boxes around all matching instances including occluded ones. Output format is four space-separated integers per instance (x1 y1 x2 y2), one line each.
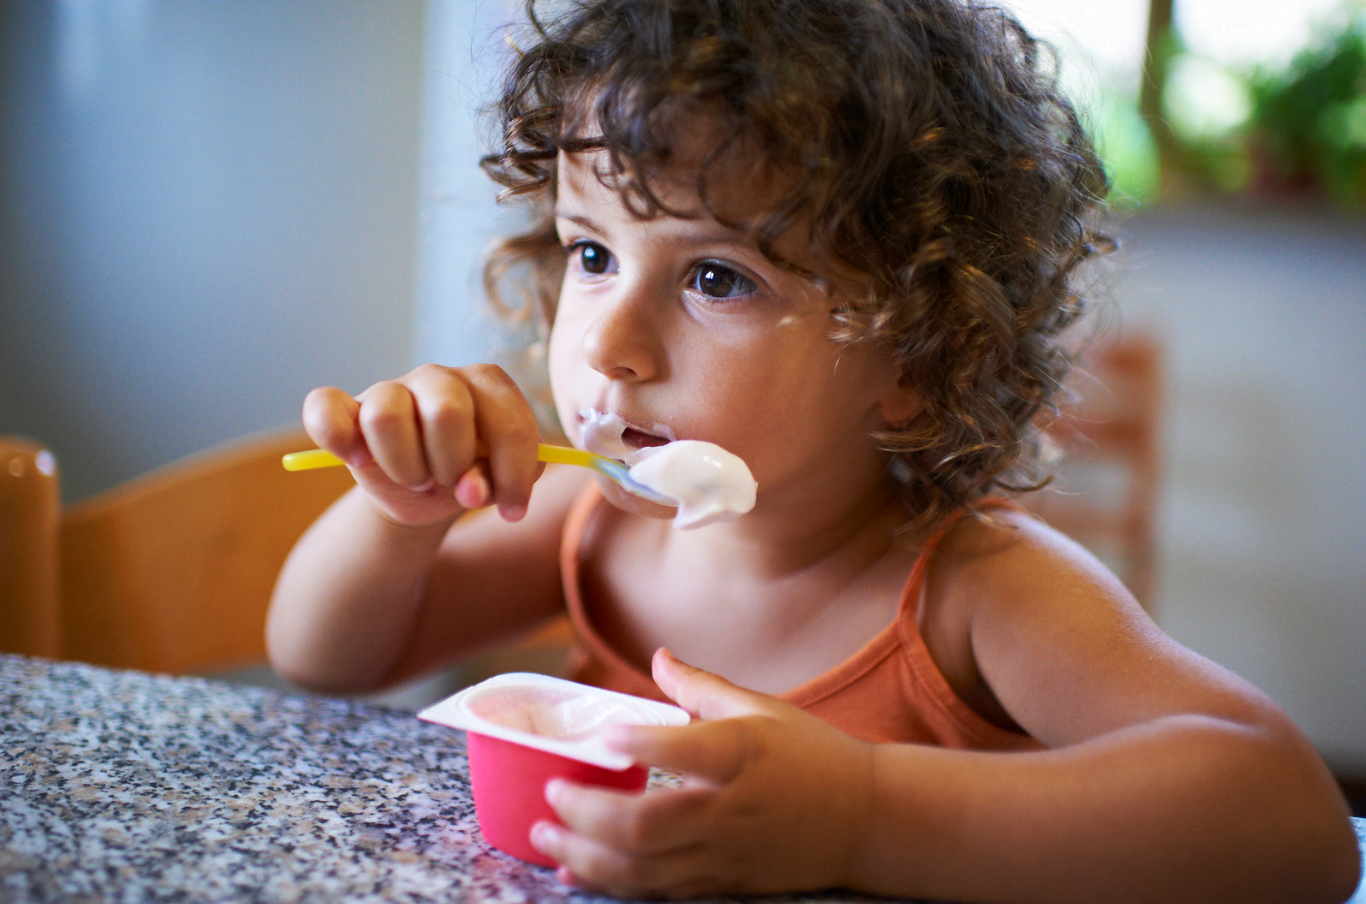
0 430 355 675
1022 333 1164 610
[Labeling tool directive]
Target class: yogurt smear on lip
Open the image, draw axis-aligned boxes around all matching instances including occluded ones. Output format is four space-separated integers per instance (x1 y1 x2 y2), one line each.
577 408 758 529
579 409 647 461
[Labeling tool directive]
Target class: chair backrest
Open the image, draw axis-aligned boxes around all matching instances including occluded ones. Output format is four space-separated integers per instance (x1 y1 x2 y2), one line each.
1 430 354 674
1022 333 1164 609
0 438 61 658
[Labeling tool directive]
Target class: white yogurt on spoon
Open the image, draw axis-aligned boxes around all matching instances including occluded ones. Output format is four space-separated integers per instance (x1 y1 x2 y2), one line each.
627 441 757 529
578 409 758 529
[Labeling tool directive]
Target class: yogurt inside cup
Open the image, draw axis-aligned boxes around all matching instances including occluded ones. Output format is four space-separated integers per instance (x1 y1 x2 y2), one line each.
465 683 673 743
418 672 690 769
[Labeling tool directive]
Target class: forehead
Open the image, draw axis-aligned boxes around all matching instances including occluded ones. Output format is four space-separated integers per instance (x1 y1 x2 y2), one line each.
554 111 787 227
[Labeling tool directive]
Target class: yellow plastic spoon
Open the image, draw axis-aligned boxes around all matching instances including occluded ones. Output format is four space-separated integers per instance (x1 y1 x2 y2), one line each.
282 444 675 506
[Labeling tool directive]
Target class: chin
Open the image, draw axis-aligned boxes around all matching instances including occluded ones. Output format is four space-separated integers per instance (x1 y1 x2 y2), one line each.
594 474 677 522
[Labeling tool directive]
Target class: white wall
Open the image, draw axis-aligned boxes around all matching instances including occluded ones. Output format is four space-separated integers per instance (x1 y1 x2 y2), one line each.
0 0 426 502
1108 203 1366 772
411 0 520 370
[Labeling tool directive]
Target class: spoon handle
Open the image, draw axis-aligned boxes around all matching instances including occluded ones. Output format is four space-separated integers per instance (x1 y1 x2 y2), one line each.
280 443 675 506
281 448 348 471
283 443 595 472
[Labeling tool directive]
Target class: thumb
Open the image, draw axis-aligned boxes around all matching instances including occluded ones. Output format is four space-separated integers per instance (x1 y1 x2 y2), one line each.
651 648 775 721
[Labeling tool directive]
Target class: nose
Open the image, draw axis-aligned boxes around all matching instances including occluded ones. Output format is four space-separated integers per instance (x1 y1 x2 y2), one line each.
579 289 661 382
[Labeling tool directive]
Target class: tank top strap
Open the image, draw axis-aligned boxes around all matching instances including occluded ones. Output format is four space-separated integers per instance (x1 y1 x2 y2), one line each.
559 478 604 573
888 496 1039 749
898 496 1022 619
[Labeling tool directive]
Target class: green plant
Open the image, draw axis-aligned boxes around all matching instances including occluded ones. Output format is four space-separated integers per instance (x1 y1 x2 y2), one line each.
1247 8 1366 207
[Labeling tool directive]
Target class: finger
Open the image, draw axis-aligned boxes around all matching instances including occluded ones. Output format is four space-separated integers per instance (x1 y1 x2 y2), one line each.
301 387 369 468
545 778 711 855
402 364 477 487
454 462 492 510
529 820 712 898
459 363 542 521
652 647 777 721
603 719 750 784
356 381 429 490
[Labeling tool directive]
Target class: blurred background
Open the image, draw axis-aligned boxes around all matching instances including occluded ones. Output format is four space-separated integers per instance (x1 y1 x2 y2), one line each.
1 0 1363 794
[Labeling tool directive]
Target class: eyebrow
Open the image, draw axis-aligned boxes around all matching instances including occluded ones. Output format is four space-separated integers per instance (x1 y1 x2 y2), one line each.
553 211 609 236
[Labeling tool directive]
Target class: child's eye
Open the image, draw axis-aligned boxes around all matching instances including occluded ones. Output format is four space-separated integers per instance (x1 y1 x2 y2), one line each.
690 262 756 300
568 240 615 276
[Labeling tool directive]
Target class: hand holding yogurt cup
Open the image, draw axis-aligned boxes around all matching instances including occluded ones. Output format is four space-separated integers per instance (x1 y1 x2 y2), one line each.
419 673 690 867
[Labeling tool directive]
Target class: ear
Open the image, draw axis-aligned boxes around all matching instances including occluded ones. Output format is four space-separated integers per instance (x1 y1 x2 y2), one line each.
878 374 922 428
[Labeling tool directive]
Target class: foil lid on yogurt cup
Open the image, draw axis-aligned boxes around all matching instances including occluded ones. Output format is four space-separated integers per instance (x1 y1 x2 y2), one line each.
418 672 691 770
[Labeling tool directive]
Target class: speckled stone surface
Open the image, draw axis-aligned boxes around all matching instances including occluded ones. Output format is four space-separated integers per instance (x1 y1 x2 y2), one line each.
5 655 1364 904
0 655 895 904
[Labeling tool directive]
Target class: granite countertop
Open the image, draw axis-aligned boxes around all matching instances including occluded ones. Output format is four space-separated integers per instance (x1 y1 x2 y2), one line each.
3 654 1363 904
0 655 889 904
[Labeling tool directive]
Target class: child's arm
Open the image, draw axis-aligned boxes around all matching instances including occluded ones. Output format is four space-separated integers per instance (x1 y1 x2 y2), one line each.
266 364 583 693
534 519 1361 904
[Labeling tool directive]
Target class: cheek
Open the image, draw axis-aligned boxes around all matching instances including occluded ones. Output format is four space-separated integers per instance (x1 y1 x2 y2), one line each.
546 308 581 408
699 361 831 449
546 319 569 381
730 352 886 442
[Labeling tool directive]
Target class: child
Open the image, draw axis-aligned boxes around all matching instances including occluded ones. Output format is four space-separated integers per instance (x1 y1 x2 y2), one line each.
267 0 1361 900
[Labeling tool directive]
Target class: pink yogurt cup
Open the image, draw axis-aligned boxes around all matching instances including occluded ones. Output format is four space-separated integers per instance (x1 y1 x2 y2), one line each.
418 673 690 867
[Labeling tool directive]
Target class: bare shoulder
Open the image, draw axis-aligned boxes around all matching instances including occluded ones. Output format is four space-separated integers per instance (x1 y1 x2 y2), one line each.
927 507 1283 747
932 506 1140 621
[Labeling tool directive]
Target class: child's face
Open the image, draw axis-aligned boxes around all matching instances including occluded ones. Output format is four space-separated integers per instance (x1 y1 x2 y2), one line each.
547 136 913 522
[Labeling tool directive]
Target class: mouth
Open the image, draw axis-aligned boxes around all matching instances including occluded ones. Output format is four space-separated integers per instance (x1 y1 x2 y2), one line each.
620 427 671 450
578 409 676 460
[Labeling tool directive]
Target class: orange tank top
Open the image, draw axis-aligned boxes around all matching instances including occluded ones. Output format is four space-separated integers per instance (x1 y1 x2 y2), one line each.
559 484 1040 751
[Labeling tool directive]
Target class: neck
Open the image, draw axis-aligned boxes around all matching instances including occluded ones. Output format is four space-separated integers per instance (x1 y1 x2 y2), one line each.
652 454 916 583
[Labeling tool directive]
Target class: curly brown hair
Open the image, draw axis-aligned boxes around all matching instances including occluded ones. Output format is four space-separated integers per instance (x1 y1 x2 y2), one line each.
481 0 1111 528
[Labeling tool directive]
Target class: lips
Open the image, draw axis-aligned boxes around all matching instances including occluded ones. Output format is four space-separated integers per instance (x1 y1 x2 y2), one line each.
577 408 676 460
